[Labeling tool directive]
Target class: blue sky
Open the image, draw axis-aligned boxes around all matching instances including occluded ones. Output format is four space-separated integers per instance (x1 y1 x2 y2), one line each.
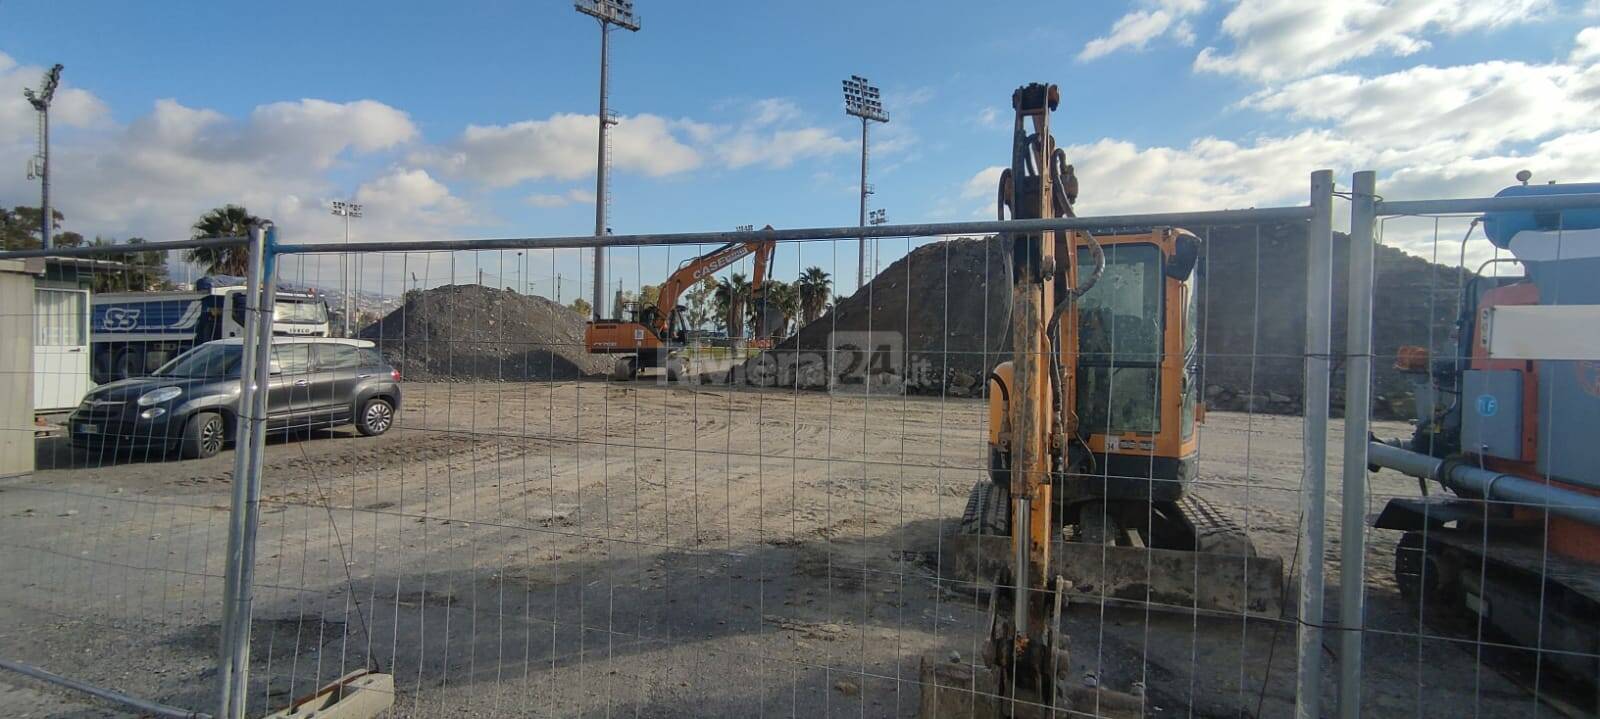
3 0 1598 304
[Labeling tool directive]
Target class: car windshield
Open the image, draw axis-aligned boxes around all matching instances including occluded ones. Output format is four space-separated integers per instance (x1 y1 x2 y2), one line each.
274 299 328 324
155 344 244 378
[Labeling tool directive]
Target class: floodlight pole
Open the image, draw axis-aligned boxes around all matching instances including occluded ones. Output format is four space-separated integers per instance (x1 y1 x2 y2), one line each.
331 201 362 337
24 64 63 250
858 117 869 290
843 75 887 292
577 1 640 321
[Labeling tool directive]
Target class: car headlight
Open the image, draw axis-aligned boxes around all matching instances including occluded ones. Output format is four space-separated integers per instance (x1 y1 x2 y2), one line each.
137 386 183 407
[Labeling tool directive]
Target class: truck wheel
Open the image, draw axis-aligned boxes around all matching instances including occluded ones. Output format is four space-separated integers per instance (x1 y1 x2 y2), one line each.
181 412 226 459
356 398 394 436
610 357 638 382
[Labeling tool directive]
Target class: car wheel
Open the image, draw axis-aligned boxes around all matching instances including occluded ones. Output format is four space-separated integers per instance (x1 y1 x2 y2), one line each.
182 412 226 459
357 398 394 436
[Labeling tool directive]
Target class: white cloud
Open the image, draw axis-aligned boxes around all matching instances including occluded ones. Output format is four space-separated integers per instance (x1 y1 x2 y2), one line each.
1241 59 1600 160
415 112 701 187
1080 0 1207 61
962 166 1006 200
0 54 460 252
524 188 597 208
975 106 1003 128
1195 0 1552 82
1574 26 1600 63
701 98 858 170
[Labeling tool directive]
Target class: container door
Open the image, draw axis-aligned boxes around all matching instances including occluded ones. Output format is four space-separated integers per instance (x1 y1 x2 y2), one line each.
34 288 92 412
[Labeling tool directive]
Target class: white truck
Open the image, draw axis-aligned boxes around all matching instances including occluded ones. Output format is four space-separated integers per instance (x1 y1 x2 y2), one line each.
91 277 331 382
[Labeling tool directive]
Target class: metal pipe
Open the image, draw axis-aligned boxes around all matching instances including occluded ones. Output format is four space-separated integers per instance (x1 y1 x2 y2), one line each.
215 224 267 717
1013 495 1031 634
268 206 1316 256
1338 170 1376 718
0 235 246 260
1296 169 1335 719
230 229 277 719
1376 192 1600 216
592 20 608 320
1368 442 1600 526
0 657 209 719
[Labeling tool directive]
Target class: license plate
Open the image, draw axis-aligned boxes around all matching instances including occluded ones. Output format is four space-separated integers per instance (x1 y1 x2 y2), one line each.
77 423 98 434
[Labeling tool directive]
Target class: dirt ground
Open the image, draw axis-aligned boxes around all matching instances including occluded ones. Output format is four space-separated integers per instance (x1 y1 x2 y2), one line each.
0 381 1557 718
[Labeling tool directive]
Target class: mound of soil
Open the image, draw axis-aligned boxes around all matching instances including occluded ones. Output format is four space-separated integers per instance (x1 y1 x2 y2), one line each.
737 236 1012 398
741 225 1462 419
359 284 611 381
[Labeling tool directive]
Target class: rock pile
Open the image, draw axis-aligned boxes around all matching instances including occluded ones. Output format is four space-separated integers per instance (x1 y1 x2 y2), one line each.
359 284 612 381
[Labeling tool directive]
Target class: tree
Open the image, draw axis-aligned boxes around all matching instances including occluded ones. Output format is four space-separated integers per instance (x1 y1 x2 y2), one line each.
797 266 831 326
89 236 169 292
569 298 593 317
640 284 661 308
683 276 717 330
715 272 751 338
185 205 260 276
1 206 66 251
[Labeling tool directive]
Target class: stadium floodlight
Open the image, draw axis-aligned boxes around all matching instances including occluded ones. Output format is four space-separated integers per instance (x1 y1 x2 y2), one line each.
331 201 364 336
844 74 889 289
23 64 63 249
574 0 640 31
576 0 642 320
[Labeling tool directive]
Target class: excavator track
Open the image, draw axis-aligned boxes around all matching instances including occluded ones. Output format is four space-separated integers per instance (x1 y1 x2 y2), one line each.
945 481 1283 616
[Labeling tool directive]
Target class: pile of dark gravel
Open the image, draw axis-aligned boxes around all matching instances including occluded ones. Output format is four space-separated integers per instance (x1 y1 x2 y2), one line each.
738 227 1460 419
359 284 612 381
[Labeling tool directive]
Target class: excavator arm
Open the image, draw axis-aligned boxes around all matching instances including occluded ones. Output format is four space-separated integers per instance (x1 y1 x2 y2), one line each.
650 225 776 339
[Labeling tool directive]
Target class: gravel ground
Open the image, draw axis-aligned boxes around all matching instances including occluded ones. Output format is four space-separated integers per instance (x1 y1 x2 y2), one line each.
0 381 1552 718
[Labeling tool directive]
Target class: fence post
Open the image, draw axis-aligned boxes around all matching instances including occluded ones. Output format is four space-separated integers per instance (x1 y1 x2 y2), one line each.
1296 169 1335 719
216 222 277 719
1337 170 1377 717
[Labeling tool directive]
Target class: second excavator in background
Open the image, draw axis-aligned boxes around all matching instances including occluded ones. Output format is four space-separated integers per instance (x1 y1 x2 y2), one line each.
585 227 778 381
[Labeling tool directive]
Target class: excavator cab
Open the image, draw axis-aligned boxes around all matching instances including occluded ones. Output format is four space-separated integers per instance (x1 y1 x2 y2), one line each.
986 229 1203 502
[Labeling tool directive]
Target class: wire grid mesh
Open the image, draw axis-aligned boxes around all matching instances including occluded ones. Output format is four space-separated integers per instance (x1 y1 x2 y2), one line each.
245 228 1334 717
1351 207 1600 718
1 196 1596 718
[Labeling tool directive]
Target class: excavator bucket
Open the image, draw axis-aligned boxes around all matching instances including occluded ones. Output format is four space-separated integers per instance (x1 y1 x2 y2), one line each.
751 302 786 342
944 481 1284 617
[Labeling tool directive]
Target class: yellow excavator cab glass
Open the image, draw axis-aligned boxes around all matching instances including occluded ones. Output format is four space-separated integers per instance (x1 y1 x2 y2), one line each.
1075 242 1163 434
1181 269 1200 439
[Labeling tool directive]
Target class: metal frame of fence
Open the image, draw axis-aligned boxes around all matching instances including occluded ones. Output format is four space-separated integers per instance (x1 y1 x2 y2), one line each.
4 170 1600 718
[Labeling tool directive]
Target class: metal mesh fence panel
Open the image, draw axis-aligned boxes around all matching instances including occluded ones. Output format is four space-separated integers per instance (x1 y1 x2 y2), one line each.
4 179 1600 717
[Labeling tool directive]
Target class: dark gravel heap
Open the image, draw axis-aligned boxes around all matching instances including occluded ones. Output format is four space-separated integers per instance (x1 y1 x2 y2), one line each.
740 227 1462 419
359 284 612 381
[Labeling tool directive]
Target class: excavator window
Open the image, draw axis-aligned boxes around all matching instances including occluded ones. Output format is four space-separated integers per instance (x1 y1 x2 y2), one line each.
1181 270 1200 438
1076 243 1163 435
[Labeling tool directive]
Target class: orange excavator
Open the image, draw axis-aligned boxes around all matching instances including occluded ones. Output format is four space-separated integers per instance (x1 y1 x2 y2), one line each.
584 226 777 381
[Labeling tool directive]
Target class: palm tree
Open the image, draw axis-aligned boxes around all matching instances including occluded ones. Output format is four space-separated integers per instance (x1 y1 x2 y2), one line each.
715 272 751 339
796 266 831 326
185 205 260 276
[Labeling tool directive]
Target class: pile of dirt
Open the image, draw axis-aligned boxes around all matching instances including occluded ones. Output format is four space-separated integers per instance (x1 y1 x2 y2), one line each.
740 225 1463 419
359 284 611 381
736 236 1012 398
